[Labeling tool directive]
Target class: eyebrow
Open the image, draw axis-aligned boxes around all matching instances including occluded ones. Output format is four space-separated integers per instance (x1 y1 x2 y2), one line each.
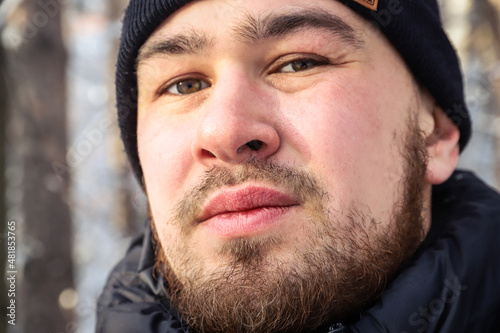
137 7 363 65
236 8 362 46
137 31 210 65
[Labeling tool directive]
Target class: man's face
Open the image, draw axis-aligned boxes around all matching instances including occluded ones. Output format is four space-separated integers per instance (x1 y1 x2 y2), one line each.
136 0 435 331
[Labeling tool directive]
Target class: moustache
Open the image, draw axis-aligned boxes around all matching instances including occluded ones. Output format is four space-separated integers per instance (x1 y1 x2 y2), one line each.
171 159 328 234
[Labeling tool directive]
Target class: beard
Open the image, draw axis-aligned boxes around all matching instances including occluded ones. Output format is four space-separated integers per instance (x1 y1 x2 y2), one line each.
151 120 429 333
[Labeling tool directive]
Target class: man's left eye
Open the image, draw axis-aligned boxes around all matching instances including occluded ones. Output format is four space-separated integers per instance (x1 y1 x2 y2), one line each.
278 59 322 73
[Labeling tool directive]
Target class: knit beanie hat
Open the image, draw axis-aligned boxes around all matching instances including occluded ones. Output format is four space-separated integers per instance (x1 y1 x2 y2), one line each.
116 0 472 185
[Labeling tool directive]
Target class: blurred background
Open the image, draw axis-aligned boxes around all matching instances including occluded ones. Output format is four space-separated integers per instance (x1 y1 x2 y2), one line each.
0 0 498 332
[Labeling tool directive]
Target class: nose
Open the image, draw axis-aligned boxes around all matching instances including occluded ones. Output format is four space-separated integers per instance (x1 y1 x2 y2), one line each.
192 70 280 167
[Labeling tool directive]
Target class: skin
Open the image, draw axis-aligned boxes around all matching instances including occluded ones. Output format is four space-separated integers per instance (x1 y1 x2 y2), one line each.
135 0 460 329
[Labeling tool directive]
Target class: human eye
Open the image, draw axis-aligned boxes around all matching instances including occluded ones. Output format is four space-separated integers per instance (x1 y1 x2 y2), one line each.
275 56 330 73
159 77 210 96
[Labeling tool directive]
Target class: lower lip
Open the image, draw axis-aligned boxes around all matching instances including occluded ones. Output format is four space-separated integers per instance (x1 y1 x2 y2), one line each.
201 206 295 238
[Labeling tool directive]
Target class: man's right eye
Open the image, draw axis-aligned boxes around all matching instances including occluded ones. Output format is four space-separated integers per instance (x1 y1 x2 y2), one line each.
164 78 210 95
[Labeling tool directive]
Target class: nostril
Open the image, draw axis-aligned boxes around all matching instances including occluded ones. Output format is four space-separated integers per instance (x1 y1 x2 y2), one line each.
236 140 264 154
201 149 216 158
246 140 263 151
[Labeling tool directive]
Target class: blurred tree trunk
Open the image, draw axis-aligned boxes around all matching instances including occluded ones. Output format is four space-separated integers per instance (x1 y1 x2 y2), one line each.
469 0 500 188
442 0 500 189
0 38 8 333
107 0 145 236
5 0 74 331
481 0 500 185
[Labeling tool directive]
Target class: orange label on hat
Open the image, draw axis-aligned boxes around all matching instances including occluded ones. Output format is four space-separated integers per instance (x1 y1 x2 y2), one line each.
352 0 379 11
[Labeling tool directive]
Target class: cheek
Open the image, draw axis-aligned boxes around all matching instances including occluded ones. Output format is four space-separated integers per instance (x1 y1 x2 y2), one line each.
138 113 196 222
281 75 409 219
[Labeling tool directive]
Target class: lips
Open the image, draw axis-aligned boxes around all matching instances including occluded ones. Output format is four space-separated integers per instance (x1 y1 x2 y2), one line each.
197 185 300 237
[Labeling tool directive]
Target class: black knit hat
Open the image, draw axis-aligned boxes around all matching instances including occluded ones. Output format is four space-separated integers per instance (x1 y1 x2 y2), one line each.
116 0 472 185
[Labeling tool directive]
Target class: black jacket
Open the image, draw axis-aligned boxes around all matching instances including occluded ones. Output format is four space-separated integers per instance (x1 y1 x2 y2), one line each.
96 171 500 332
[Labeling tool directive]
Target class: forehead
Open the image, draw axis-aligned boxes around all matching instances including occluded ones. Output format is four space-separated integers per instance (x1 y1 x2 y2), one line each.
139 0 369 53
161 0 360 25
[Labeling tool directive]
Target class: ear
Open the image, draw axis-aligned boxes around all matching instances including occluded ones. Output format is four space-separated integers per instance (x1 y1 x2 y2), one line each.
424 106 460 185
